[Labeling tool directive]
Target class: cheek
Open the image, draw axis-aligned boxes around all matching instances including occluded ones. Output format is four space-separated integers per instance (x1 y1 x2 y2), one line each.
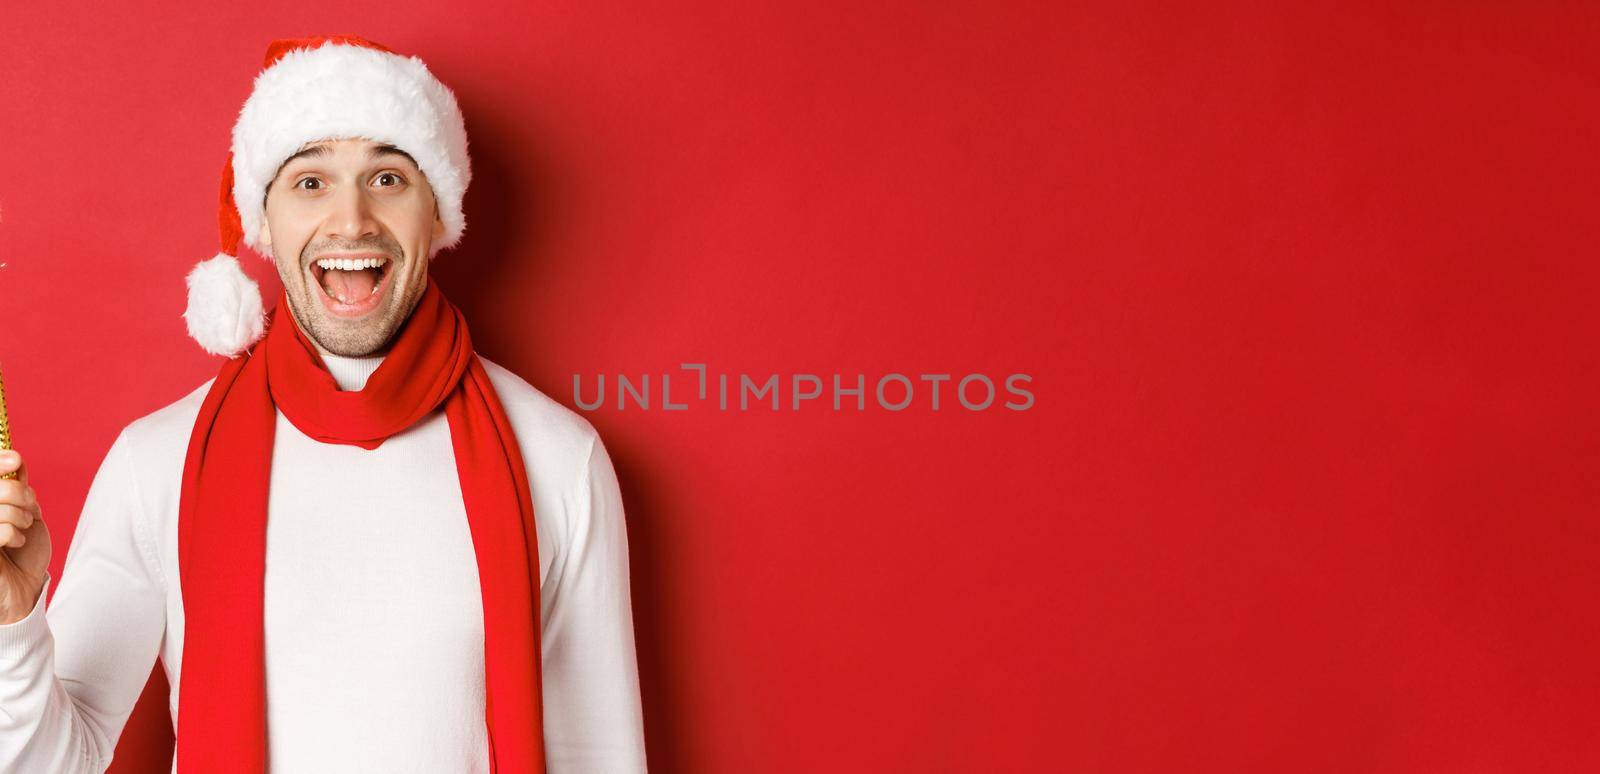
265 216 302 264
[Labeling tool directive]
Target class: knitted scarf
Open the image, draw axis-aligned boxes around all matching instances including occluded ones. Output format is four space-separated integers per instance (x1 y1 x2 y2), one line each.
175 281 545 772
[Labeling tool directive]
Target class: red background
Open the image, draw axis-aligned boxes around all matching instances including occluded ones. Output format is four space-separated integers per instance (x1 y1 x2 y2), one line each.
3 2 1598 771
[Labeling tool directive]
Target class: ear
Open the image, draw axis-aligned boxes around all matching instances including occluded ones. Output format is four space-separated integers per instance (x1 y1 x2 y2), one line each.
260 211 273 248
432 204 445 239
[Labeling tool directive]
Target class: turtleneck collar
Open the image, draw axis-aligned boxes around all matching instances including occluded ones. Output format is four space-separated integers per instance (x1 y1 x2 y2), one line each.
320 351 387 392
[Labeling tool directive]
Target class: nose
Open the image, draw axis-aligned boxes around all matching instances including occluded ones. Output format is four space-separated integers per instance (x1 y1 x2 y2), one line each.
322 180 381 244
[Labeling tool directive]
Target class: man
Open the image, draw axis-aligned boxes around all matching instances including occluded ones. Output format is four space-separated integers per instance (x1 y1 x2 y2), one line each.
0 35 648 773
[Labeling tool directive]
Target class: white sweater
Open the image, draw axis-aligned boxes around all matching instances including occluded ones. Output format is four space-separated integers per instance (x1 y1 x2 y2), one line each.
0 353 648 773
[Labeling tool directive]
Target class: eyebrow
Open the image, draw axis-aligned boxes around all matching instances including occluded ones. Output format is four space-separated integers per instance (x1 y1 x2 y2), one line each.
270 142 420 184
368 144 419 167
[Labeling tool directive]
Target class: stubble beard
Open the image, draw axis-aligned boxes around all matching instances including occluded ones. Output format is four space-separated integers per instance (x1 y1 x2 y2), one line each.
288 283 404 357
283 245 421 358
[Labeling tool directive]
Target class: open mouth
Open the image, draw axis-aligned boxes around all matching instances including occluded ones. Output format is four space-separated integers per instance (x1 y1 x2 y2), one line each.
310 254 394 318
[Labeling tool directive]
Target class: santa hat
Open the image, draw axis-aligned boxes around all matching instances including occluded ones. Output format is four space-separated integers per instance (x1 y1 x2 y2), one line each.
182 34 472 357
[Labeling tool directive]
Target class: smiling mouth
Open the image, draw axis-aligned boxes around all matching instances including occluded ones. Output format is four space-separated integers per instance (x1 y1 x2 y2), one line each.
310 255 394 316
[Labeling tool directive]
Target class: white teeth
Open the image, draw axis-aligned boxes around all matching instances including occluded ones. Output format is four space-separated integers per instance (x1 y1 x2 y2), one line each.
315 256 388 271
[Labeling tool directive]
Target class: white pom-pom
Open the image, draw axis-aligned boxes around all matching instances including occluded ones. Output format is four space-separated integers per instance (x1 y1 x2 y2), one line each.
183 253 266 358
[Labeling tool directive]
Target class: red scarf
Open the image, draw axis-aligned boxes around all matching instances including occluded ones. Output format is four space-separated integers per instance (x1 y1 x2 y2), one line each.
175 281 546 772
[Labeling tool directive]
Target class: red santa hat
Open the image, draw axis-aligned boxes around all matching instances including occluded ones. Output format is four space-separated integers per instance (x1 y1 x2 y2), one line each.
182 34 472 357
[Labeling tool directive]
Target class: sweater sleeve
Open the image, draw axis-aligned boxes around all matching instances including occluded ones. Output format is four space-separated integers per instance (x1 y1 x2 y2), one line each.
0 429 169 773
539 433 649 773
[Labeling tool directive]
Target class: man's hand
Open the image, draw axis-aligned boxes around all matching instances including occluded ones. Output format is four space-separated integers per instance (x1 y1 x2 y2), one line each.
0 450 50 625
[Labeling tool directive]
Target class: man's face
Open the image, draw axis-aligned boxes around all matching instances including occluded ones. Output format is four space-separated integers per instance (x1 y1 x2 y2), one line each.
261 137 445 357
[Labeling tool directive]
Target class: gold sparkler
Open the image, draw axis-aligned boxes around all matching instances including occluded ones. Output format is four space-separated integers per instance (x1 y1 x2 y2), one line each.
0 364 13 480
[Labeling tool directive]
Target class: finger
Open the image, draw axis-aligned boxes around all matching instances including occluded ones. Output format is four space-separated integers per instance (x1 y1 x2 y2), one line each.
0 523 15 548
0 479 34 509
0 504 34 530
0 451 25 485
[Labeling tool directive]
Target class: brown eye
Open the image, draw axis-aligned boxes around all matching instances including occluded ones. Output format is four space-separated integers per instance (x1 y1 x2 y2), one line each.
375 172 404 187
296 177 322 190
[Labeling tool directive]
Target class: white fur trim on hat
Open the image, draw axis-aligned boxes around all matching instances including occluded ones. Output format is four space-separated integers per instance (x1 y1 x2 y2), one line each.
183 253 267 358
230 42 471 260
